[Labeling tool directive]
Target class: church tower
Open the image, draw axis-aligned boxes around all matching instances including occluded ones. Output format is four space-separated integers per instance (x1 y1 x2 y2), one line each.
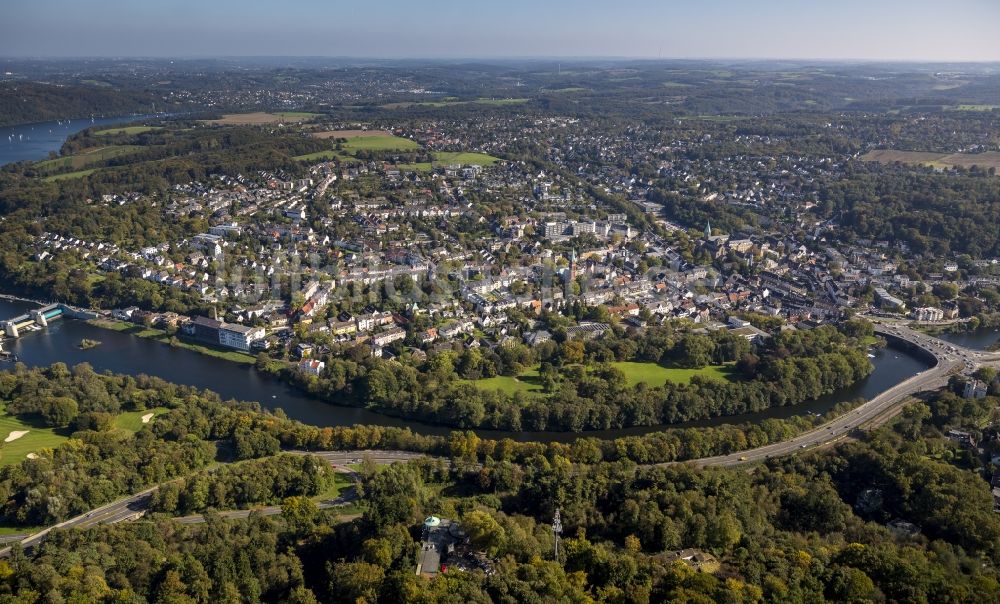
704 219 712 240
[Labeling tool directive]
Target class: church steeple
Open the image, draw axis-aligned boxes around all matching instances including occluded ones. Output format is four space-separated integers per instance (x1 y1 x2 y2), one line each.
704 219 712 240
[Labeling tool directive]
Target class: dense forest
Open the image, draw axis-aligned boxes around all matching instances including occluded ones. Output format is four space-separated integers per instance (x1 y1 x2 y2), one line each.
0 82 158 127
0 364 997 603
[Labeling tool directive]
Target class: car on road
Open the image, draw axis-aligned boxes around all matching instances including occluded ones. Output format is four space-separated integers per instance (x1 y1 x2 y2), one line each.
738 456 747 461
800 444 807 448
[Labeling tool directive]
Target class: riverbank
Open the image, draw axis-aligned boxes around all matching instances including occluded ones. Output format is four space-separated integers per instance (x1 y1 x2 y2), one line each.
88 319 255 365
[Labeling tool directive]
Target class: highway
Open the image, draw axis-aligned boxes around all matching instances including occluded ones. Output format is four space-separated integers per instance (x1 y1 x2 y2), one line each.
687 320 998 468
3 324 996 554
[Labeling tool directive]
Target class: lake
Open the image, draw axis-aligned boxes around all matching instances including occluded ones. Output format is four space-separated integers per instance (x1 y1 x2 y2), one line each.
0 298 932 442
1 115 158 166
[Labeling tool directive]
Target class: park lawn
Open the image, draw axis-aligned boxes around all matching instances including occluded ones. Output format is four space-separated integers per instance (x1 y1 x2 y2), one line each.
43 168 99 182
89 319 255 364
460 368 543 395
0 412 68 467
341 135 420 152
113 407 169 433
609 361 736 387
36 145 142 171
92 125 160 136
463 362 735 394
433 151 500 166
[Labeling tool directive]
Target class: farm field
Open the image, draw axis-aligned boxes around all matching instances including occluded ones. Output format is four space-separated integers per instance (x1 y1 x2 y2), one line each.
36 145 142 171
92 125 160 136
43 168 99 182
311 130 393 139
863 149 1000 170
0 411 68 466
341 135 420 152
203 112 320 125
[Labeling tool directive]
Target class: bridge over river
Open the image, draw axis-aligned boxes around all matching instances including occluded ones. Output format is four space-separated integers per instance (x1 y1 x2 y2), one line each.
688 319 1000 468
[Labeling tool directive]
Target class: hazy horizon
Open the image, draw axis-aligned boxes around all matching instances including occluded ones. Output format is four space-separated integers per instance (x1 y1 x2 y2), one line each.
2 0 999 62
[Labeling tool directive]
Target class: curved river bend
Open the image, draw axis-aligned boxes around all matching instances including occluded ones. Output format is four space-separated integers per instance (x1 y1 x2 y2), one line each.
1 299 936 442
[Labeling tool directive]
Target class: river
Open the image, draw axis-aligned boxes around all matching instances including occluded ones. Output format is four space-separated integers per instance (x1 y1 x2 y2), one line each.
935 326 1000 351
0 298 934 442
1 115 160 166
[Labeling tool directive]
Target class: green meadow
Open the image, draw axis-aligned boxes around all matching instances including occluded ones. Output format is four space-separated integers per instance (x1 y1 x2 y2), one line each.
463 362 736 395
342 135 421 152
92 125 160 136
36 145 142 172
609 362 736 388
43 168 99 182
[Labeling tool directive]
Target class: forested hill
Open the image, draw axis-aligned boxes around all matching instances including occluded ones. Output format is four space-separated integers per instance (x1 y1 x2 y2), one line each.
0 81 157 127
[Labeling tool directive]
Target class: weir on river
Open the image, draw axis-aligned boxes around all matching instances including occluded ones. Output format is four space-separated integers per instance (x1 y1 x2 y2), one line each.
1 303 100 338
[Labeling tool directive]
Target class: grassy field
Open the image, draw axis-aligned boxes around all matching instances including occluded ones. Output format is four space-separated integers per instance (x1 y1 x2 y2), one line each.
464 362 736 394
113 407 169 432
433 151 500 166
341 135 420 152
89 319 255 364
203 112 319 125
610 362 736 387
863 149 1000 170
92 125 160 136
36 145 142 171
292 150 350 162
396 162 434 172
314 472 355 502
0 411 68 466
43 168 99 182
312 129 392 139
462 368 543 395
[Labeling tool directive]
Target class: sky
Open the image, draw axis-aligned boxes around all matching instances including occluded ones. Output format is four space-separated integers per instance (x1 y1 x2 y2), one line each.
2 0 999 61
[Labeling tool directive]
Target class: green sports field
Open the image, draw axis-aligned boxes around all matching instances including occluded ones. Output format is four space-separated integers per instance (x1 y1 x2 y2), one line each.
0 413 68 467
114 407 169 432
